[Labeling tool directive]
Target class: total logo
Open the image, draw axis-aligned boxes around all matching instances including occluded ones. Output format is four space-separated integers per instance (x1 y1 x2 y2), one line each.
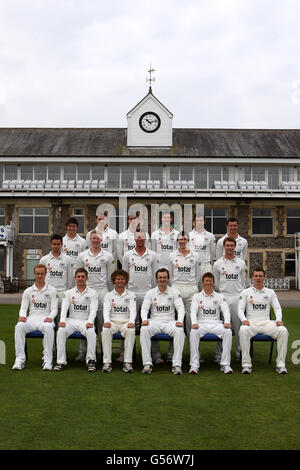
49 270 63 277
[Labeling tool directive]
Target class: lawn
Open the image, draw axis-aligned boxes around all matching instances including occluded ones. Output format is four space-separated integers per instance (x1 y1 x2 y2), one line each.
0 305 299 450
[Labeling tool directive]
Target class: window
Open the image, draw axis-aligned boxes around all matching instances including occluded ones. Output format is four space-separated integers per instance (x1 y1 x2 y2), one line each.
91 165 104 180
48 165 61 181
204 208 227 234
73 208 85 234
150 166 163 185
181 166 193 181
5 165 17 180
0 208 4 225
35 165 47 180
209 167 221 188
0 246 4 272
282 167 294 182
0 165 3 187
121 166 134 188
253 167 266 181
20 165 33 181
136 166 149 181
286 209 300 234
252 209 273 234
19 208 49 234
268 167 279 189
78 165 91 181
194 167 208 189
285 253 295 276
63 166 76 180
107 166 120 189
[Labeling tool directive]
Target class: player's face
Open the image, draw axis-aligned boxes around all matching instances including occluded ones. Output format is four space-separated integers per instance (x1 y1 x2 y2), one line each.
96 215 108 225
135 232 146 246
67 223 78 236
178 235 188 249
194 216 205 230
91 234 102 248
227 222 238 235
156 272 169 288
252 271 265 287
34 267 46 284
75 272 88 288
51 239 62 253
224 241 236 256
202 276 214 290
114 275 127 290
162 214 171 227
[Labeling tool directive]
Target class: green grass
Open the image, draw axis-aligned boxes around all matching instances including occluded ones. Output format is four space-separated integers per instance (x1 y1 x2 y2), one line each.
0 305 299 450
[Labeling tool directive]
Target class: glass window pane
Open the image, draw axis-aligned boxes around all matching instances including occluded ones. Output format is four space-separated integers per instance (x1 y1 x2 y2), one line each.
0 208 4 225
63 166 76 180
252 218 273 234
5 165 17 180
287 219 300 234
181 166 193 180
20 165 33 180
19 208 33 215
19 217 33 233
0 165 3 186
285 253 295 276
209 168 221 188
287 209 300 217
73 208 84 233
35 217 49 234
213 218 227 234
253 167 265 181
121 166 134 188
91 165 104 180
136 166 149 180
107 166 120 188
195 167 207 189
78 165 91 180
150 166 163 184
282 167 294 181
169 167 179 180
0 246 4 272
252 209 272 217
268 167 279 189
35 165 47 180
35 208 49 216
48 166 61 180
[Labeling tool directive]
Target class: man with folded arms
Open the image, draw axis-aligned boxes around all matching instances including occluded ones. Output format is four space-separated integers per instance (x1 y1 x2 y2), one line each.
140 268 185 375
189 272 233 375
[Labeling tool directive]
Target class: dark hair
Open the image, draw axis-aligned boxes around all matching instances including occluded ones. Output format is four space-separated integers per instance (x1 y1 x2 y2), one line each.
193 214 205 221
155 268 170 279
226 217 238 224
177 231 189 241
75 267 88 277
66 217 79 227
111 269 129 284
223 236 236 247
51 234 63 243
202 272 214 282
252 267 266 276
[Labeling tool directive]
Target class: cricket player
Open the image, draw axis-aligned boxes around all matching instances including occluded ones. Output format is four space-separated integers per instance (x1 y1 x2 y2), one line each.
238 267 289 374
213 237 246 360
117 212 150 265
86 211 118 259
168 231 201 343
189 214 216 288
215 217 248 261
189 272 233 374
151 212 179 269
54 268 98 372
101 270 136 373
12 264 58 371
140 268 186 375
77 230 114 336
62 217 88 286
40 234 73 316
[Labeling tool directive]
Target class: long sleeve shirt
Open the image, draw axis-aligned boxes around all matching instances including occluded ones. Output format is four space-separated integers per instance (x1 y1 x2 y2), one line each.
77 249 114 291
117 229 150 265
40 252 72 292
19 283 58 320
122 248 158 292
213 256 246 295
215 234 248 261
141 286 185 323
103 288 136 324
238 286 282 322
151 228 179 268
85 227 118 259
168 250 201 286
60 286 98 324
188 229 216 263
190 290 230 324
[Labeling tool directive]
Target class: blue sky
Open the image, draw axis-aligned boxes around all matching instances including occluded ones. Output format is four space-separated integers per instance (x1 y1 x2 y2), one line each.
0 0 299 128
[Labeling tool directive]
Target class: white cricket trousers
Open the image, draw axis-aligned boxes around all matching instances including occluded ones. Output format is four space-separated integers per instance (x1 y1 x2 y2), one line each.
101 321 135 364
14 317 55 364
189 322 232 369
140 321 185 367
56 319 97 365
172 283 198 343
216 293 241 359
239 321 289 368
79 288 107 355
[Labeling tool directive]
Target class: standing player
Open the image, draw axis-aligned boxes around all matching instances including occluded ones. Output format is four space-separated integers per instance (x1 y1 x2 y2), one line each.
213 237 246 361
215 217 248 261
102 270 136 373
40 234 73 316
189 272 233 374
189 214 216 288
151 212 179 269
86 211 118 259
168 231 201 344
238 267 289 374
117 211 150 265
62 217 88 286
140 268 185 375
54 268 98 372
12 264 58 371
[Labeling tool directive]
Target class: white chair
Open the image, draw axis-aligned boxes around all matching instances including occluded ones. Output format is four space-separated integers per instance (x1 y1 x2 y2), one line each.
146 180 154 190
98 180 106 189
45 180 53 189
253 181 260 190
30 180 38 189
246 181 254 190
91 180 99 190
60 180 68 190
214 180 222 189
281 181 290 190
139 180 147 190
9 180 17 190
16 180 24 190
2 180 10 189
37 180 45 190
260 181 268 190
68 180 75 190
167 180 174 189
296 181 300 191
181 180 188 190
188 180 195 190
76 180 84 189
153 180 161 189
222 181 229 190
238 181 247 190
133 180 139 189
52 180 60 190
289 181 297 190
84 180 91 189
174 180 181 190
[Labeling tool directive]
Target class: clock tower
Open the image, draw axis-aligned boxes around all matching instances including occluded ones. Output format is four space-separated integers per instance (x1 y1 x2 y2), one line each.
126 68 173 147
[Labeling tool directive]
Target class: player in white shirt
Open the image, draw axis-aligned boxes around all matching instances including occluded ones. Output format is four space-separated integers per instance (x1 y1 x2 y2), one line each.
40 234 73 314
189 214 216 288
215 217 248 261
151 212 179 269
54 268 98 372
102 270 137 373
117 212 150 265
77 230 114 336
86 211 118 259
12 264 58 371
238 267 289 374
168 231 201 344
189 272 233 374
62 217 88 286
213 237 247 360
140 268 186 375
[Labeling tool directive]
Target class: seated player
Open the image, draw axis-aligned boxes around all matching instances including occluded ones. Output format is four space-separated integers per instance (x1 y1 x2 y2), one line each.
101 270 137 373
189 272 233 374
12 264 58 371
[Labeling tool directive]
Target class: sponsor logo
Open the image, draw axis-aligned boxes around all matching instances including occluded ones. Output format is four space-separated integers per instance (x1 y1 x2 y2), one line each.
252 303 267 310
49 270 63 277
34 302 47 309
225 273 239 280
66 250 79 257
113 306 128 313
73 304 88 311
177 266 191 273
202 308 217 315
155 305 171 312
134 266 148 272
88 266 102 273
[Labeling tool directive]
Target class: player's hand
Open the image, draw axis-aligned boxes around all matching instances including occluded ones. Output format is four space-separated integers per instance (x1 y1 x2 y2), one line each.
142 320 149 326
224 323 231 328
276 320 284 327
192 323 199 329
58 322 66 327
44 317 52 323
103 322 111 328
127 322 135 328
86 322 94 329
175 321 183 327
18 316 27 323
242 320 250 326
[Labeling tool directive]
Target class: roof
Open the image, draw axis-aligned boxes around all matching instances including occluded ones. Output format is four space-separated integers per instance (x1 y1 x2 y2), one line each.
0 127 299 158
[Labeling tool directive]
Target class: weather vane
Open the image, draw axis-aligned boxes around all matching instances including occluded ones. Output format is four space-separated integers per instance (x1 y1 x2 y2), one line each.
146 64 156 91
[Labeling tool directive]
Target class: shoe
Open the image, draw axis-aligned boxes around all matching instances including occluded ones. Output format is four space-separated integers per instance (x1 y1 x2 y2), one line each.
242 367 252 374
75 352 86 362
53 363 66 371
166 357 173 364
214 357 221 365
172 366 183 375
142 364 152 374
42 362 53 371
87 360 96 372
222 365 233 374
276 367 288 374
189 368 199 374
153 356 164 365
123 362 134 373
102 363 112 373
12 361 25 370
116 353 124 363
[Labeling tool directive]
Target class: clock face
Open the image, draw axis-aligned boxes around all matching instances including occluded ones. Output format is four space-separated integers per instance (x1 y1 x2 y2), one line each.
139 112 161 133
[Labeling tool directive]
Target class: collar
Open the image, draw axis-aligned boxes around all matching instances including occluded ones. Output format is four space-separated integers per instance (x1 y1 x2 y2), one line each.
32 283 47 292
88 248 102 258
133 248 148 257
75 286 89 295
113 288 128 297
155 285 170 295
201 289 215 297
50 251 63 260
221 256 236 262
251 286 266 294
65 234 79 241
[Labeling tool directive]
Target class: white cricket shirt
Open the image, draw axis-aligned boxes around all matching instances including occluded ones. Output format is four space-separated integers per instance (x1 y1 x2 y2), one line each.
151 228 179 268
86 226 118 258
122 248 158 292
103 288 137 324
62 234 87 265
188 229 216 263
77 249 114 290
216 234 248 261
168 250 201 286
60 286 98 323
238 286 282 322
19 283 58 320
213 256 246 295
190 290 230 324
40 252 72 292
141 286 185 323
117 229 150 264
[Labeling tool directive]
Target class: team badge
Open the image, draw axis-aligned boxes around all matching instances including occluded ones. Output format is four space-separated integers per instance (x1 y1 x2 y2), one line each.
71 296 75 304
